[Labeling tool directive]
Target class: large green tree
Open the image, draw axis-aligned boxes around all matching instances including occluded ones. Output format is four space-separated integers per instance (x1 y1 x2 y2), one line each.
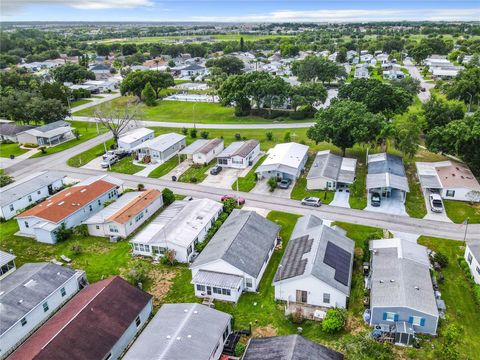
51 63 95 84
307 100 383 156
291 82 327 109
422 96 465 132
120 70 174 99
443 65 480 110
394 114 421 159
292 55 346 84
205 56 244 75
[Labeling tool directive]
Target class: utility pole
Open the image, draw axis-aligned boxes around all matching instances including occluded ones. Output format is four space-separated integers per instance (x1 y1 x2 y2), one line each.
463 218 469 243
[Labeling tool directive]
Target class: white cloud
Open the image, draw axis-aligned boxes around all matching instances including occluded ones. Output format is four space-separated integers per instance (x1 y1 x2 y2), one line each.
1 0 153 15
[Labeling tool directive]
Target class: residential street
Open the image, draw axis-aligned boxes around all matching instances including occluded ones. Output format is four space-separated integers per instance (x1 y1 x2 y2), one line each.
69 92 122 113
5 134 479 241
404 59 435 103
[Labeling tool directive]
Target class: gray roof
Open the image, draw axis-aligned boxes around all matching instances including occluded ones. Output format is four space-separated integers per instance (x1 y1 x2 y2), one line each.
216 140 259 159
182 63 205 71
0 250 16 267
0 171 64 207
90 63 111 71
243 335 344 360
367 153 409 192
32 121 70 134
123 303 231 360
307 151 357 184
198 138 223 154
192 210 280 278
467 240 480 261
0 123 33 136
370 238 439 317
179 139 210 155
0 263 76 334
192 270 243 289
273 215 354 296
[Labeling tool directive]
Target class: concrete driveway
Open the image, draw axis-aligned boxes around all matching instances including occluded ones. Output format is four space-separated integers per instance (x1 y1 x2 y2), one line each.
160 160 192 180
330 188 350 208
422 189 452 223
251 178 293 199
365 190 408 216
81 155 107 171
202 167 243 189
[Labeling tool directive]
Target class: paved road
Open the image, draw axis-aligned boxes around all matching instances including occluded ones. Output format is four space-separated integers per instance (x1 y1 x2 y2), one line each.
404 59 434 103
70 92 121 113
71 116 315 129
6 136 479 241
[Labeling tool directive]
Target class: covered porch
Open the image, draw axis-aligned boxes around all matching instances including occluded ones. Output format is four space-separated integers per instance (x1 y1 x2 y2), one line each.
192 270 243 303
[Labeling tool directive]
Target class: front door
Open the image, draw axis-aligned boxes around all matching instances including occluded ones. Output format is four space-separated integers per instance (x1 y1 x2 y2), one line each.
296 290 307 303
206 286 212 296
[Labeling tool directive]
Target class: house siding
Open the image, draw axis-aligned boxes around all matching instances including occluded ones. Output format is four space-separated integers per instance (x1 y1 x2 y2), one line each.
465 245 480 285
441 187 477 202
218 144 260 169
307 177 336 191
370 306 438 335
118 132 155 151
0 275 80 359
192 141 224 165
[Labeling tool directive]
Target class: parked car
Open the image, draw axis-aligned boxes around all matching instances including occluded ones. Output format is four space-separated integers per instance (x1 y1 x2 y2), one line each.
301 197 321 207
371 192 381 207
210 165 222 175
221 194 245 205
102 149 129 160
421 87 426 92
429 193 444 213
277 178 292 189
101 155 118 168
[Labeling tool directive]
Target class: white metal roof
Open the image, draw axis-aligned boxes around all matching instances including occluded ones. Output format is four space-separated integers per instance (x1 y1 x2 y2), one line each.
118 127 154 145
256 142 308 173
132 133 185 153
179 139 209 155
0 250 16 267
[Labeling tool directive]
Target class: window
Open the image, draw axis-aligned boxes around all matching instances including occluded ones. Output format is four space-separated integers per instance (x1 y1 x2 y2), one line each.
468 253 473 264
133 243 139 251
89 204 93 212
21 318 27 326
37 190 41 194
25 221 29 228
384 312 397 322
213 287 222 294
28 195 32 202
476 266 480 276
411 316 423 326
144 245 149 252
196 284 205 292
187 245 193 256
43 302 49 312
96 225 100 230
60 287 66 297
135 316 141 327
105 353 112 360
139 244 145 252
135 212 144 222
98 200 101 206
245 278 253 288
296 290 308 303
222 288 231 296
223 326 229 341
9 204 14 211
323 293 330 304
109 225 119 233
446 190 455 197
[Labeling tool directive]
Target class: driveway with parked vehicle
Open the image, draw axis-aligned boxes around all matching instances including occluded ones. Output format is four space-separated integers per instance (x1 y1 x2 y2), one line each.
422 189 452 222
251 177 293 198
365 190 408 216
202 167 244 189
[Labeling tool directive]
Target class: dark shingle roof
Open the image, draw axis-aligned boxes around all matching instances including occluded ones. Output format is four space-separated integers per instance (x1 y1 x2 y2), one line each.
274 235 313 282
33 121 70 133
243 335 344 360
324 242 351 287
0 123 34 136
368 153 406 177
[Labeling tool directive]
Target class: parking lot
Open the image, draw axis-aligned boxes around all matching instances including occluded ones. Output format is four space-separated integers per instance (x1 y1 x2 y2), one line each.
365 190 408 216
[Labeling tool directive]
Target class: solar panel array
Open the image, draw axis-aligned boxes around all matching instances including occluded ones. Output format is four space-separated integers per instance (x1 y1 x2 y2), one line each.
323 241 352 286
275 235 313 281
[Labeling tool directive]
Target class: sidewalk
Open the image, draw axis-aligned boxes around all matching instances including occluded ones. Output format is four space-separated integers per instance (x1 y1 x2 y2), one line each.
0 148 39 169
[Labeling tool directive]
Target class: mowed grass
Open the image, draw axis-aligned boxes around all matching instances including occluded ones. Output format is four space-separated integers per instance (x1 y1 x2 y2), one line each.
231 154 267 192
67 139 115 167
0 142 29 158
178 159 215 183
405 163 427 218
148 157 181 178
444 200 480 224
73 96 312 124
109 155 145 175
31 121 107 158
70 99 93 108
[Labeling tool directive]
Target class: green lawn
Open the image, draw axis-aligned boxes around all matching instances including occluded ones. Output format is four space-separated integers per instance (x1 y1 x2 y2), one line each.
67 139 115 167
349 160 367 209
70 99 93 108
405 163 427 218
108 155 145 175
178 159 215 183
73 96 312 124
31 121 107 158
231 154 266 192
444 200 480 224
0 142 29 158
148 157 182 178
290 152 334 204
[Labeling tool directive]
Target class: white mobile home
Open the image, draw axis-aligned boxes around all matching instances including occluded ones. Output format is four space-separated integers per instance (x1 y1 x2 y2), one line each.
191 210 280 303
465 241 480 284
130 198 223 263
132 133 186 165
117 127 155 151
0 250 16 280
0 171 64 220
85 189 163 239
255 142 308 181
179 138 224 165
216 140 260 169
307 150 357 190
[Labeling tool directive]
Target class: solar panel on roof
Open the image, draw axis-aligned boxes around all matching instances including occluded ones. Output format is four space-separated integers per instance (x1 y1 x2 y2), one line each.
323 241 352 286
275 235 313 281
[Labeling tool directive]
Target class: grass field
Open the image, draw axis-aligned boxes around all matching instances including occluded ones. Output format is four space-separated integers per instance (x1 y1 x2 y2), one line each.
0 142 29 158
178 159 215 183
70 99 93 108
67 139 115 167
231 155 266 192
148 157 181 178
94 33 292 45
74 96 311 124
444 200 480 224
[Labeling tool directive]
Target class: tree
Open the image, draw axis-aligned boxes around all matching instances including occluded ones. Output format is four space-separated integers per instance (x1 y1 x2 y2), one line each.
0 173 13 188
336 47 347 63
308 100 383 156
222 198 238 214
141 82 156 106
292 55 345 83
394 114 421 158
338 78 413 118
95 44 110 57
126 261 149 286
51 63 95 84
291 82 327 109
410 44 432 64
200 131 209 139
391 77 421 97
240 37 245 51
162 188 175 206
279 42 300 57
161 249 177 266
422 96 465 132
444 65 480 110
322 308 347 333
189 128 197 138
54 223 73 242
93 105 138 146
267 177 277 192
121 43 137 56
205 56 244 75
466 190 480 204
120 70 175 99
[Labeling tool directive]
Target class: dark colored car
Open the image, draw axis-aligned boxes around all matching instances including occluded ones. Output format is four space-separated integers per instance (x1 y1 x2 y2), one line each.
277 178 292 189
371 192 381 207
210 165 223 175
221 195 245 205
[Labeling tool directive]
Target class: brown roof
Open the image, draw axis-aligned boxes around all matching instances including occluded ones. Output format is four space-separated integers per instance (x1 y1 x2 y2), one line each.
108 189 161 224
436 162 480 190
8 276 152 360
17 180 116 223
235 140 259 157
198 138 223 155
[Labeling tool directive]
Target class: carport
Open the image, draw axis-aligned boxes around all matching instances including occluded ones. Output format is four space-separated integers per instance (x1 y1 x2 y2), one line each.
367 153 409 203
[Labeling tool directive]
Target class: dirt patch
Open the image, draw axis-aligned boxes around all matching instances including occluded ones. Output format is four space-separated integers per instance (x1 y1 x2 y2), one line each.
252 325 278 337
345 315 368 335
149 268 178 307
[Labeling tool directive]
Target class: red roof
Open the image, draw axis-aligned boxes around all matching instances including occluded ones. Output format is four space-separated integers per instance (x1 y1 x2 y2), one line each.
17 180 116 223
8 276 152 360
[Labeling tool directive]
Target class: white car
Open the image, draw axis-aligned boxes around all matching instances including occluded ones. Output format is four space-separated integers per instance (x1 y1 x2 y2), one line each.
429 193 444 213
301 197 321 207
101 155 118 168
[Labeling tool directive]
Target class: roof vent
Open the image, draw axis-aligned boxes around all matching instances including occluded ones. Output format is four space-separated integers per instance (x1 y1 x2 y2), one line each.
379 280 384 283
24 279 37 288
166 335 171 339
193 310 198 314
81 189 87 193
18 299 23 304
184 309 188 313
414 286 420 290
390 279 395 283
176 337 181 340
187 335 192 338
58 201 64 206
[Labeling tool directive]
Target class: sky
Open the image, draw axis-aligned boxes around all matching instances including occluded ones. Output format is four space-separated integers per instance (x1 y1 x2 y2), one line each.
1 0 480 23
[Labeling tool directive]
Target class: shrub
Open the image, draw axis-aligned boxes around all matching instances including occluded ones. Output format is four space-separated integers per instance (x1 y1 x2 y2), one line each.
189 128 197 138
291 310 304 324
54 223 73 242
267 177 277 192
141 82 157 106
161 248 177 266
223 198 238 214
73 224 89 237
200 131 209 139
234 133 241 140
72 129 80 140
22 143 38 148
181 127 188 135
433 252 449 268
162 188 175 206
70 244 83 255
341 332 393 360
137 183 145 191
284 132 292 142
126 262 150 286
0 174 14 188
234 342 246 357
322 308 347 333
39 146 47 154
190 176 198 183
266 131 273 141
